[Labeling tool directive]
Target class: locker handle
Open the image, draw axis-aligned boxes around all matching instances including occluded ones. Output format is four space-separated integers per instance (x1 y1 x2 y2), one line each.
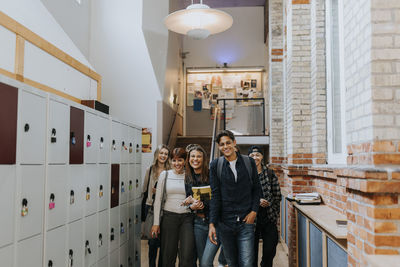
24 123 30 132
100 137 104 142
51 128 56 135
69 249 74 267
50 193 55 201
112 140 115 145
129 142 132 147
98 233 103 247
87 135 91 141
85 240 91 255
48 260 53 267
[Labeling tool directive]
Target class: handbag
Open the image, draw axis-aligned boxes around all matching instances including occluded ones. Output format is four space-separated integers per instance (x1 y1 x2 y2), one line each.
142 170 168 239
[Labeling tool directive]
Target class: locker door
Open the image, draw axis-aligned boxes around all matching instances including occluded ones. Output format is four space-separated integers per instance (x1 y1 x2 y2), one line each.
85 165 98 217
70 106 84 164
0 244 14 267
134 238 141 267
45 225 67 267
128 201 134 241
98 116 110 164
128 127 136 164
68 165 85 223
68 219 84 267
98 164 110 212
84 213 98 267
0 166 16 248
110 248 119 267
128 238 135 267
18 165 45 241
85 111 98 164
134 164 142 200
121 124 130 164
18 89 46 164
98 256 109 267
46 165 68 231
48 99 69 164
134 199 141 239
16 234 43 267
0 82 18 164
111 164 120 209
135 128 142 164
120 242 128 267
119 203 128 245
111 121 121 164
109 207 120 253
98 210 109 261
119 165 128 205
128 164 135 201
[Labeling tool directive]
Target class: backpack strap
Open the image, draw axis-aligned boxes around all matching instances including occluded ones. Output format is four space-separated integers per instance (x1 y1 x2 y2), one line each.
217 156 224 182
241 155 253 184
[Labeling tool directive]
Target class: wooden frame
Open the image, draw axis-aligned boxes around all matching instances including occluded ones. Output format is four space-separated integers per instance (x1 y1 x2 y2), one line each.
0 11 101 103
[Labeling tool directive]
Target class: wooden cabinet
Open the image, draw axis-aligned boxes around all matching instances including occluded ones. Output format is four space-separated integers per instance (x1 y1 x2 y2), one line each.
70 106 84 164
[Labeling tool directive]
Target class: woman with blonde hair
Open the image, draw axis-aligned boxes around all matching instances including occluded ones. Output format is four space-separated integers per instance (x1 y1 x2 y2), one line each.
142 144 171 267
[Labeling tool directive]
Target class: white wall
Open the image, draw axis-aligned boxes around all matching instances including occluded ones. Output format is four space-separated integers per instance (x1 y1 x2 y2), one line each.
183 6 266 68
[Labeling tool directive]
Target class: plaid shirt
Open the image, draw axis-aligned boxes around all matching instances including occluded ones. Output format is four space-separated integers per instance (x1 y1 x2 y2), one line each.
257 166 281 224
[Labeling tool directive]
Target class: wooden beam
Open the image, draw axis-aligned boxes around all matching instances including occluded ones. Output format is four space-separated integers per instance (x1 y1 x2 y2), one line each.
97 77 102 101
14 35 25 82
0 68 17 80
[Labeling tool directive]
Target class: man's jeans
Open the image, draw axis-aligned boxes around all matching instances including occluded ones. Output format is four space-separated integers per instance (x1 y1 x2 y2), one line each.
218 221 255 267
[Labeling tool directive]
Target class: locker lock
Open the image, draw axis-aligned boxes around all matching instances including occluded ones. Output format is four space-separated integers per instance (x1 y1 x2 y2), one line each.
70 132 76 145
69 249 73 267
121 182 125 193
110 228 115 241
21 198 28 217
99 185 103 197
86 187 90 201
136 179 139 188
86 135 91 148
136 144 140 153
135 215 139 224
51 128 57 143
129 218 132 228
85 240 91 255
24 123 30 132
70 190 75 205
129 143 133 153
120 222 125 234
49 193 55 210
122 141 127 150
129 180 133 191
100 137 104 149
135 251 139 261
48 260 53 267
112 140 116 150
111 185 115 195
98 233 103 247
128 256 133 266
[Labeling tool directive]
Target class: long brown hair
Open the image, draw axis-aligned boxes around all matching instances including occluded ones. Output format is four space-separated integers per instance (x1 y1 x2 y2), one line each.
151 144 171 173
185 145 209 184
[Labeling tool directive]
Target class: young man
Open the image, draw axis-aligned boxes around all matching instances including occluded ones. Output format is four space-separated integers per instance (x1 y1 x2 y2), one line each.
208 130 261 267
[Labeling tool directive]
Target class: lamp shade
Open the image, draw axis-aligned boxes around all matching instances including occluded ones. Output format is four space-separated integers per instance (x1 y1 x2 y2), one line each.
164 4 233 40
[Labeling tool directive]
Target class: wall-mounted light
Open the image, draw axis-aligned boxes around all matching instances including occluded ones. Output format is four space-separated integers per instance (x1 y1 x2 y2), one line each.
164 0 233 40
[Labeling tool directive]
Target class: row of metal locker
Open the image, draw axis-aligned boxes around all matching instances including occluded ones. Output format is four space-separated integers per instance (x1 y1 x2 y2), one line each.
0 75 143 267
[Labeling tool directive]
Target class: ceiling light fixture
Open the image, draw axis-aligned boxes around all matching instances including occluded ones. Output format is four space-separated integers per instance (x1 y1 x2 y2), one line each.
164 0 233 40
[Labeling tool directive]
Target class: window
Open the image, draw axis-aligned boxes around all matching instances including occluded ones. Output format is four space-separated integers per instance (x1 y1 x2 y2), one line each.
326 0 347 164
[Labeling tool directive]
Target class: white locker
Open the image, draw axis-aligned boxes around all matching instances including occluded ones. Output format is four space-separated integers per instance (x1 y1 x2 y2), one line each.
98 164 110 212
48 98 69 164
110 248 119 267
85 165 98 217
68 165 85 223
128 164 135 202
134 164 142 200
109 207 120 253
18 165 45 241
0 244 14 267
119 203 128 245
111 121 122 164
68 219 84 267
85 111 99 164
18 89 46 164
98 116 110 164
46 165 68 231
84 213 98 267
120 124 129 164
98 256 109 267
128 127 136 164
119 242 128 267
45 225 67 267
0 166 16 248
16 234 43 267
98 210 109 261
134 199 142 238
119 165 128 205
134 128 141 164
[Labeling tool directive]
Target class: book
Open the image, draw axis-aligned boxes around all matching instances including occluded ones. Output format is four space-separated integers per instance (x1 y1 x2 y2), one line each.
192 185 212 201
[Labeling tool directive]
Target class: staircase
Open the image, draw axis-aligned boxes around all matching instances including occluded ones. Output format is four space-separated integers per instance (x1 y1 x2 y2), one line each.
174 136 213 158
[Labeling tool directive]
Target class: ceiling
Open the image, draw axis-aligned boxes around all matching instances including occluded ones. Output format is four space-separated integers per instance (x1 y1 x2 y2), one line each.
178 0 266 9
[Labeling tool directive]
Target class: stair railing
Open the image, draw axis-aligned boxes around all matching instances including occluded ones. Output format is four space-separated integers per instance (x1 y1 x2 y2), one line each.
210 106 221 163
166 103 180 147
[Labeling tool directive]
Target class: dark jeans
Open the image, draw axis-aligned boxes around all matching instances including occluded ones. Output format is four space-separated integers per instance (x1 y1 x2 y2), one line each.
218 220 255 267
161 211 195 267
253 221 278 267
149 237 162 267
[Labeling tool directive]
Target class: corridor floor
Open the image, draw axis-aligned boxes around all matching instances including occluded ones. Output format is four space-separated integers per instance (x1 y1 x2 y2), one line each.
140 239 289 266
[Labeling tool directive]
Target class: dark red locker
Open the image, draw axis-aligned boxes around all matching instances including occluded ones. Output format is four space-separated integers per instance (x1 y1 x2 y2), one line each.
69 107 84 164
111 164 120 208
0 82 18 164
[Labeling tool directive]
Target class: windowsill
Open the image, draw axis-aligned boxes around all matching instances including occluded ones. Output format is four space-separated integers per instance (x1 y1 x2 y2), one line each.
364 255 400 267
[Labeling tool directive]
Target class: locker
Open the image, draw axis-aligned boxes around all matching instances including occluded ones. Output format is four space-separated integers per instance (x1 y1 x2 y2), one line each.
120 124 130 164
134 238 141 267
120 165 129 205
128 164 135 201
85 111 99 164
120 242 128 267
48 98 69 164
135 127 142 164
0 244 14 267
68 165 85 223
18 89 47 164
16 234 43 267
85 213 98 267
98 116 110 164
134 164 142 200
68 219 84 267
109 207 120 253
98 210 109 261
46 165 68 230
98 164 110 212
111 164 120 209
111 121 122 164
18 165 45 241
85 165 98 217
110 248 119 267
128 127 136 164
120 203 128 245
128 238 135 267
45 225 67 267
70 106 84 164
128 201 134 241
0 166 16 248
0 82 18 164
98 256 109 267
134 199 142 238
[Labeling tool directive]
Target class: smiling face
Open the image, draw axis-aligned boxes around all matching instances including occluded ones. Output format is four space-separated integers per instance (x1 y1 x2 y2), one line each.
249 152 263 168
158 148 169 164
218 136 237 160
172 157 185 174
189 150 204 172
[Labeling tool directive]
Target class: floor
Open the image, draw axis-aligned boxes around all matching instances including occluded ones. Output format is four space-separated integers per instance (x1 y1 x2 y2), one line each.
140 239 289 266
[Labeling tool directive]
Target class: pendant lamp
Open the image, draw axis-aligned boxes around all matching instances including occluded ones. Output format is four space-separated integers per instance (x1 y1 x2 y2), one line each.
164 0 233 40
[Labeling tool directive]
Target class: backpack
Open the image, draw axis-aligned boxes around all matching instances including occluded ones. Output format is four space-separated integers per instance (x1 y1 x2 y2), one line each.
216 155 253 184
